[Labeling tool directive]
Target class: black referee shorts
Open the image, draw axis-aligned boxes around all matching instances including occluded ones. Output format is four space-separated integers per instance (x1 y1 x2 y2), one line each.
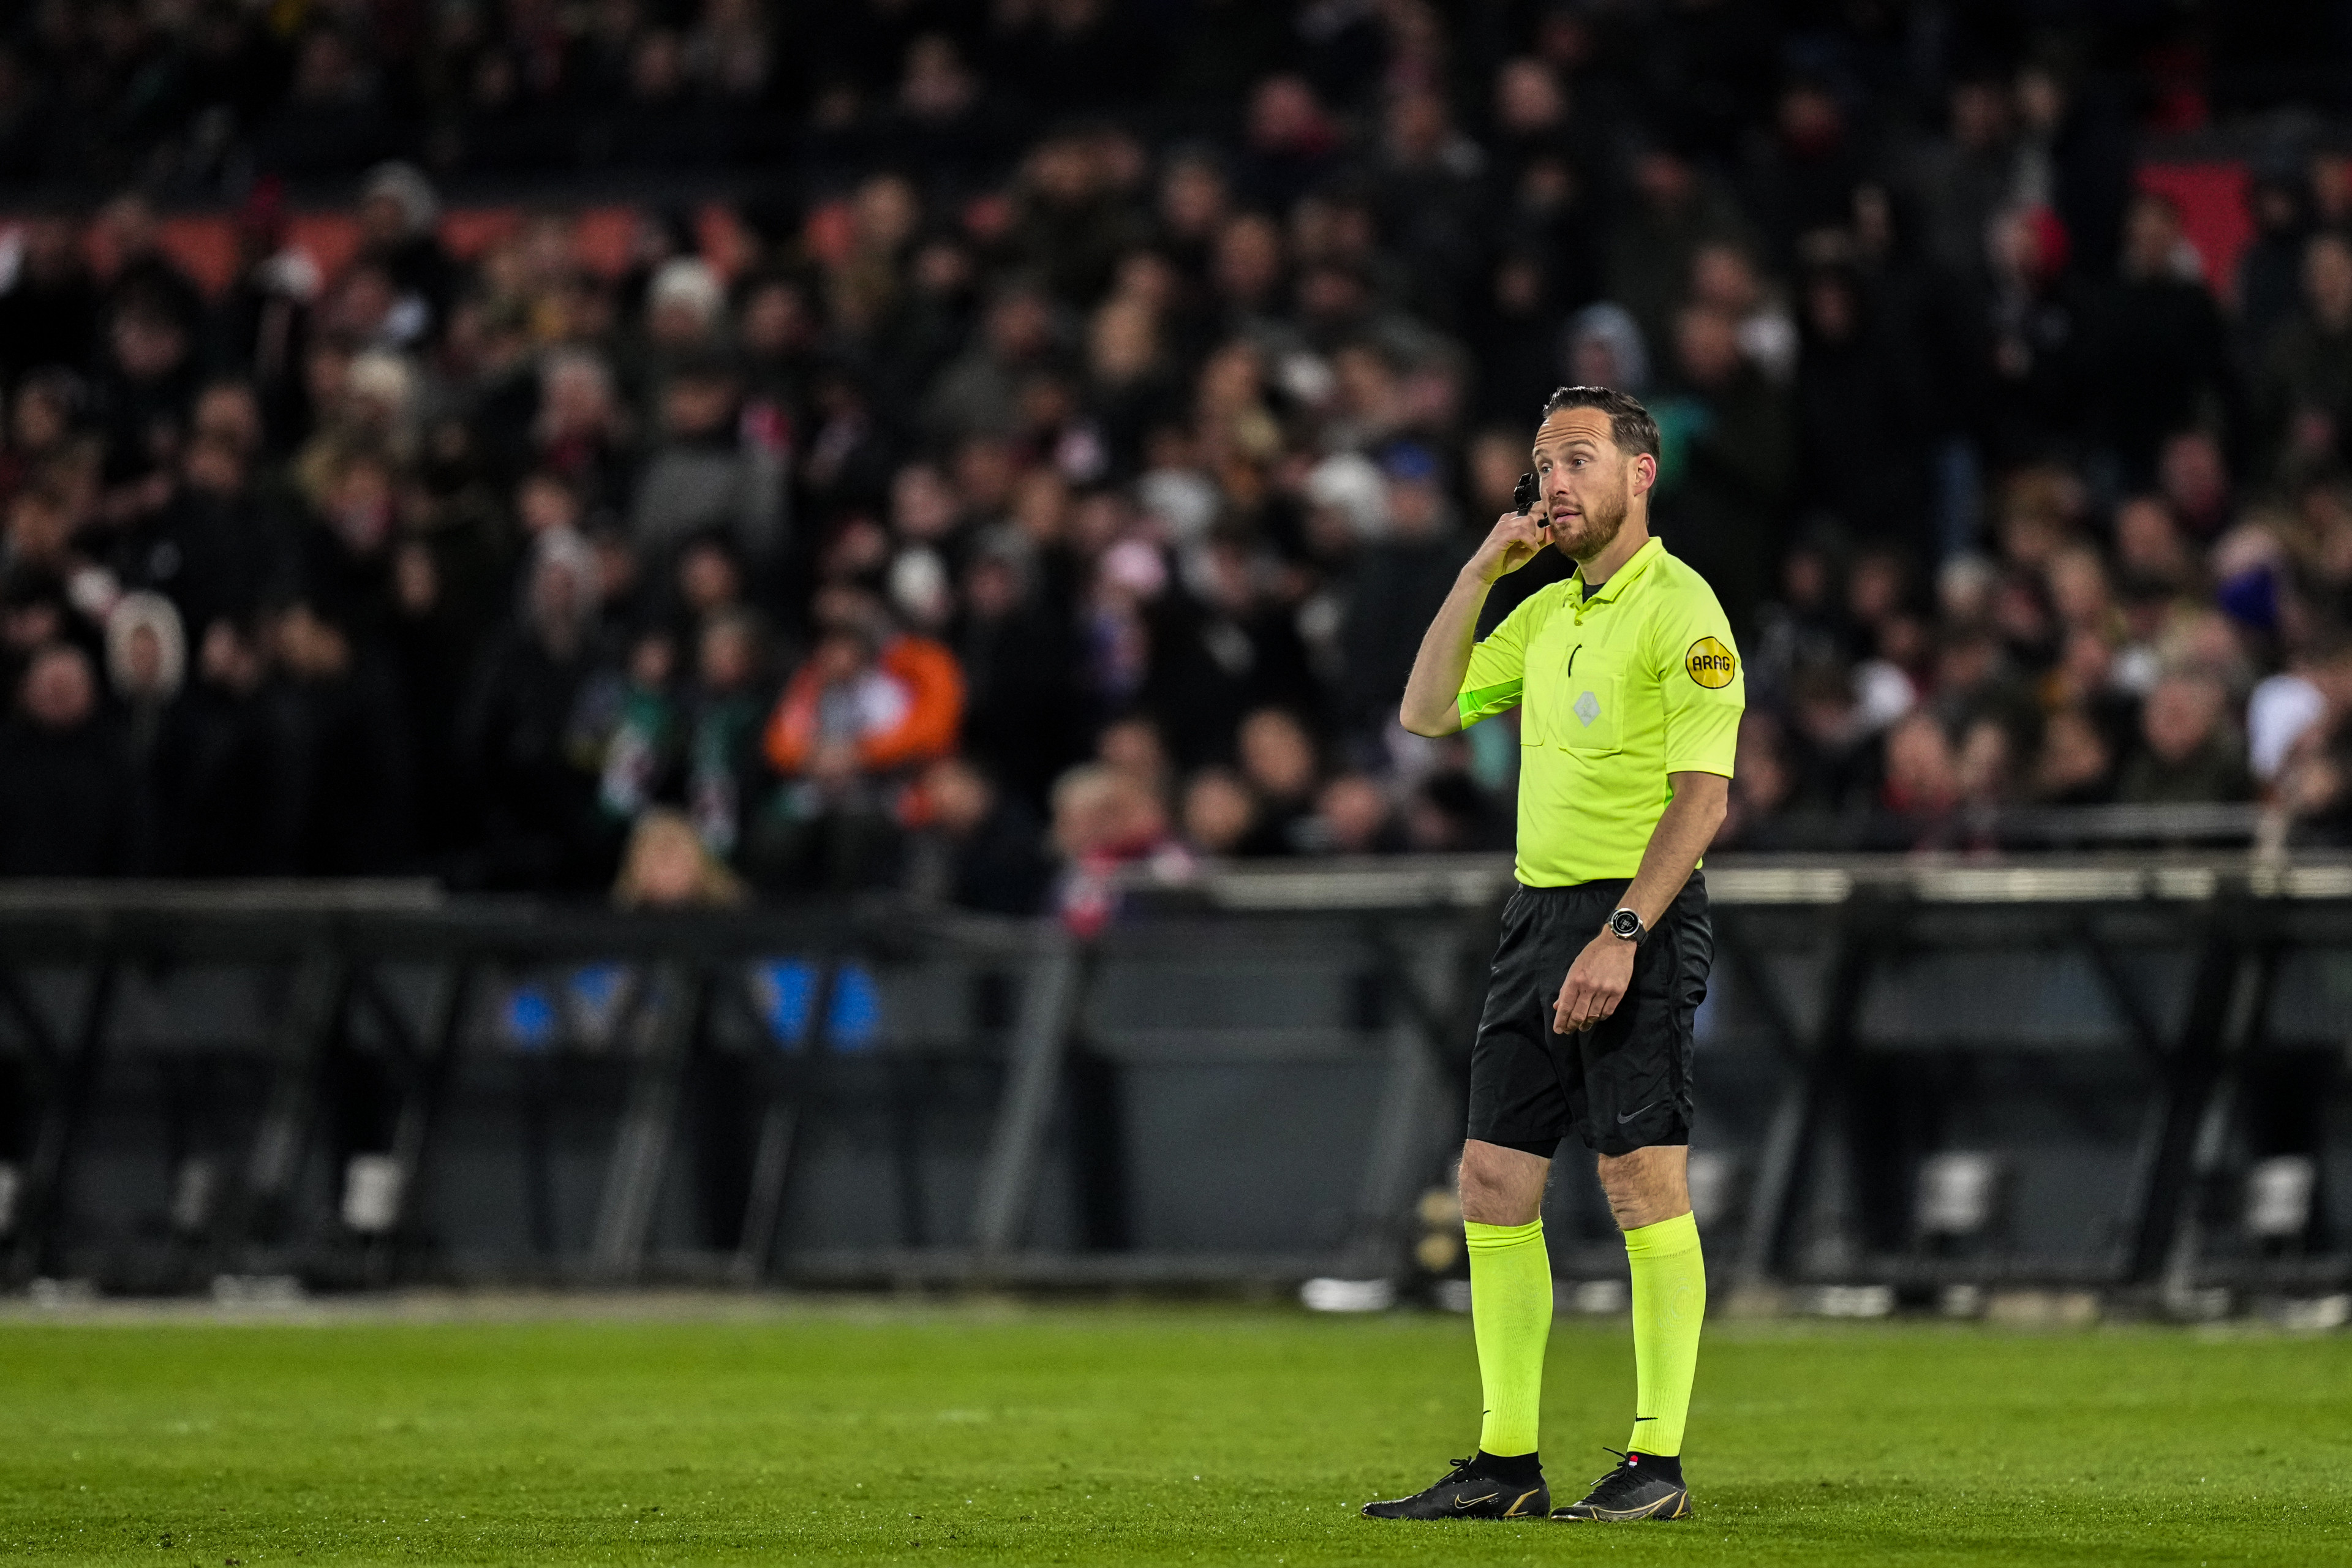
1464 873 1712 1159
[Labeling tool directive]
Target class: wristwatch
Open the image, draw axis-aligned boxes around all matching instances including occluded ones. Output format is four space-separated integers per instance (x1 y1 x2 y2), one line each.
1606 908 1647 943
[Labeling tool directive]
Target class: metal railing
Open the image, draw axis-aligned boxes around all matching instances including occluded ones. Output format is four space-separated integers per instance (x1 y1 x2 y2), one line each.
0 855 2345 1307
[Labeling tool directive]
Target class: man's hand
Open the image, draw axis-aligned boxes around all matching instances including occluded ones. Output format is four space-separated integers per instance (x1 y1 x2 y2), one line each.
1553 928 1635 1035
1465 508 1553 584
1397 505 1558 737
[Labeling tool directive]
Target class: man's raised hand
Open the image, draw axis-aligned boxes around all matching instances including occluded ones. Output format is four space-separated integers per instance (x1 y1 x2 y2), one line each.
1466 508 1553 584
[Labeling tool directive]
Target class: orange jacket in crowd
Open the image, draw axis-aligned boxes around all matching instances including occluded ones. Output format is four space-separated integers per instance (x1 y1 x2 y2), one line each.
761 634 965 777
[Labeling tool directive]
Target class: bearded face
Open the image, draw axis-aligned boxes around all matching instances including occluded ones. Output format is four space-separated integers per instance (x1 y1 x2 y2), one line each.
1550 456 1632 562
1530 404 1653 565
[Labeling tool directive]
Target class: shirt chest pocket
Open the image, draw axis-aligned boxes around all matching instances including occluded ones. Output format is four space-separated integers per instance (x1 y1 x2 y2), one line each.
1523 635 1627 754
1556 665 1626 754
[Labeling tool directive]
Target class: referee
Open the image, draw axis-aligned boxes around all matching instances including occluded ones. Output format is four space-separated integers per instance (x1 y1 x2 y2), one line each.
1363 386 1742 1525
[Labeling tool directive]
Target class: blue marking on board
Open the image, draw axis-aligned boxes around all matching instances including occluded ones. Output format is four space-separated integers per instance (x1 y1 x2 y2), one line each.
750 959 816 1049
826 963 881 1051
567 963 630 1043
503 985 557 1051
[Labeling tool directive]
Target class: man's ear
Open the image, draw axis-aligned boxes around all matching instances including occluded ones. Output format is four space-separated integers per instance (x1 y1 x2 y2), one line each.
1630 451 1658 496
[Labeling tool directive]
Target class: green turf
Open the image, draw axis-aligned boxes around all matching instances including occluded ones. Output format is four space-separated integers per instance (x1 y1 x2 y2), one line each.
2 1301 2346 1566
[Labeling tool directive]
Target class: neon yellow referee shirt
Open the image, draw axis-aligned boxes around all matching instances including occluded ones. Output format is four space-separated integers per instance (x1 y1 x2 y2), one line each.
1457 536 1744 887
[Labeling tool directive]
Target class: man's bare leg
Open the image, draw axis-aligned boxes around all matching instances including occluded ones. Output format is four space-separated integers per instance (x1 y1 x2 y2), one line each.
1594 1144 1688 1231
1554 1142 1702 1522
1460 1137 1550 1225
1454 1138 1555 1499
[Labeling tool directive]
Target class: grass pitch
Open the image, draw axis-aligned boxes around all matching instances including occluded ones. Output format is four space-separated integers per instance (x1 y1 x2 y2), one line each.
2 1298 2346 1566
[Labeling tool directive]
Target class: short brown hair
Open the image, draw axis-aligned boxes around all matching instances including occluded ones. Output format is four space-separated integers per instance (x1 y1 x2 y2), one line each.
1541 385 1660 459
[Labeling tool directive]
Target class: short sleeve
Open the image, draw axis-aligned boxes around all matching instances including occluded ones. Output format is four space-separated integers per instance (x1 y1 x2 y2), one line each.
1457 591 1543 726
1650 581 1745 777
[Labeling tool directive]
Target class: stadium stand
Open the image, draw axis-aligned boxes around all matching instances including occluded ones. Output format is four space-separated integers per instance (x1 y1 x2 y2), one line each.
3 4 2352 915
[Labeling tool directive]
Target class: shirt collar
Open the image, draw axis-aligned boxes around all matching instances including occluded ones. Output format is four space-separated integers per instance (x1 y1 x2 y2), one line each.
1572 535 1665 606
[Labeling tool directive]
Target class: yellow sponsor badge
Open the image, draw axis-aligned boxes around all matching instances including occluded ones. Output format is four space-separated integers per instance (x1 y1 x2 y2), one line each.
1684 636 1737 689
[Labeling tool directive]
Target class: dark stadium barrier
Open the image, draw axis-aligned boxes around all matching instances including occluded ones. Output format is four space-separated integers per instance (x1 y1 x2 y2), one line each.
0 861 2346 1308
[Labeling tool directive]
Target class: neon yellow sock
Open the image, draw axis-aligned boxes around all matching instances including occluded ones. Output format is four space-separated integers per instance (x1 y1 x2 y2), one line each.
1624 1210 1705 1457
1465 1218 1551 1457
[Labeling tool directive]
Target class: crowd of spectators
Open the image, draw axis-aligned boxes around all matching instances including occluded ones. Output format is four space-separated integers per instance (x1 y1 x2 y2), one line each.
6 3 2352 918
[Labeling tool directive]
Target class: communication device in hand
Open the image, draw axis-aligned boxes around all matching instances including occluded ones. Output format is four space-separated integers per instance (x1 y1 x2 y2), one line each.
1513 472 1539 516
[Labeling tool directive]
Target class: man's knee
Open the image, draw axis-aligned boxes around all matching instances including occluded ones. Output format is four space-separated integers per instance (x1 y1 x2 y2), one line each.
1594 1144 1690 1232
1458 1139 1549 1226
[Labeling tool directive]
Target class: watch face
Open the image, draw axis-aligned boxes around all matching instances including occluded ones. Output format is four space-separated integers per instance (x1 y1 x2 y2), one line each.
1610 910 1640 938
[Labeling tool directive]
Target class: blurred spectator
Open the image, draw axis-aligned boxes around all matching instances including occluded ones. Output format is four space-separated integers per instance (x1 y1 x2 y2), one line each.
2260 232 2352 485
2250 643 2335 786
2275 641 2352 839
271 601 412 875
1051 761 1187 937
1653 303 1794 625
927 283 1060 444
902 754 1050 916
1336 444 1463 745
1307 772 1401 854
2117 669 2252 805
456 529 608 891
1143 532 1316 767
613 807 747 910
295 447 401 644
160 618 291 877
1374 87 1487 326
1234 706 1321 855
1795 268 1933 545
640 258 729 379
211 189 317 448
2237 170 2311 361
631 360 785 567
105 590 184 869
2089 192 2233 485
682 611 767 857
529 351 635 518
1909 76 2018 280
2 371 92 504
594 629 682 827
1236 75 1341 212
1180 766 1259 856
1564 304 1649 396
753 597 961 891
1607 146 1748 352
0 643 128 875
1400 766 1506 852
1720 712 1797 846
959 533 1084 808
1881 702 1961 805
355 162 454 337
1096 715 1174 807
2033 706 2119 805
1977 203 2090 472
0 221 100 389
96 290 200 485
761 598 961 780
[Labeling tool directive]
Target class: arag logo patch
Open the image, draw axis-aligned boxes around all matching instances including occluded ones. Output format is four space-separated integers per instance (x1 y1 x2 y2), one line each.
1684 636 1738 689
